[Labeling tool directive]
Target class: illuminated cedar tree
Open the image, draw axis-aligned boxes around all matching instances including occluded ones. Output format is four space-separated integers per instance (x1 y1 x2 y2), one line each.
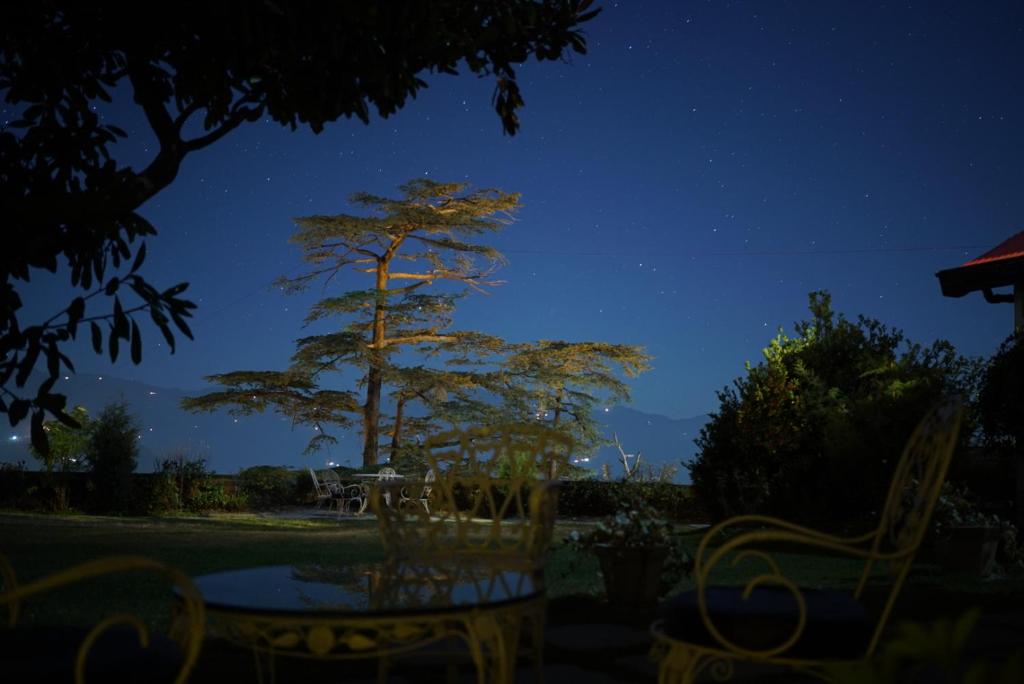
380 362 505 464
496 340 653 453
287 181 518 466
184 180 519 466
180 370 359 454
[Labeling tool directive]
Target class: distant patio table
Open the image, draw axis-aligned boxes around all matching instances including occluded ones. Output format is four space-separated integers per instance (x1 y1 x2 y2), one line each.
180 560 542 684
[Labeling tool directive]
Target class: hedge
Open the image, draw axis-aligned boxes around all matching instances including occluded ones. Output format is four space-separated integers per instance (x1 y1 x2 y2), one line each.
0 465 708 521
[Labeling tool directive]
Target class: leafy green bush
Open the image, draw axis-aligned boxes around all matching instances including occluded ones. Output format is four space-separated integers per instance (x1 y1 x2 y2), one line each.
148 453 247 513
687 292 980 527
978 332 1024 449
556 480 706 521
85 402 140 513
237 465 302 509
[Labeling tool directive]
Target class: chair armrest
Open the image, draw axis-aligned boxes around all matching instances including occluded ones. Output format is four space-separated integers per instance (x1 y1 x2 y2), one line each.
336 484 363 498
694 514 909 581
0 553 204 684
688 515 913 658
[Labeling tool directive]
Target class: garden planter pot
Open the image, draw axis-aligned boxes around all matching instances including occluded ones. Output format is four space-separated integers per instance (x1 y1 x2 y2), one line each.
593 544 668 615
934 526 1000 576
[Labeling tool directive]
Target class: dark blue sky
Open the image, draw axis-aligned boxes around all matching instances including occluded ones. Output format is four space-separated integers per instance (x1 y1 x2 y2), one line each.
18 0 1024 421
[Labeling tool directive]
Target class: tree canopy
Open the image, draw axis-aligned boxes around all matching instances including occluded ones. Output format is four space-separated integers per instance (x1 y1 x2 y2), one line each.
495 340 652 453
1 1 600 457
185 178 650 469
184 180 523 466
688 291 981 525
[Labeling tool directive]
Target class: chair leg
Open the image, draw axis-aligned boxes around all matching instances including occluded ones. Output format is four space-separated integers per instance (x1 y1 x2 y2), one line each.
530 608 545 684
656 642 724 684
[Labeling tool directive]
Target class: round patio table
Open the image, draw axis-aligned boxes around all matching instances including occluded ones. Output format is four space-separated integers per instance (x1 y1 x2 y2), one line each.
182 560 543 684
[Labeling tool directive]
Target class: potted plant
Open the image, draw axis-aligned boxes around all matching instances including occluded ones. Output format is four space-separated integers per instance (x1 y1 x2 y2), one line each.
930 482 1022 576
566 498 691 615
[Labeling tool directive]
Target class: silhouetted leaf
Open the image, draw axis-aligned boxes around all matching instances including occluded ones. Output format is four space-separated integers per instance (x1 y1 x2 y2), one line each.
8 399 29 426
130 320 142 364
113 297 129 339
90 322 102 354
158 322 176 353
37 376 56 399
15 345 39 387
67 296 85 337
109 328 119 362
31 411 47 457
59 352 75 372
171 312 193 340
46 341 59 377
104 277 120 295
164 282 189 297
130 242 146 274
53 407 80 429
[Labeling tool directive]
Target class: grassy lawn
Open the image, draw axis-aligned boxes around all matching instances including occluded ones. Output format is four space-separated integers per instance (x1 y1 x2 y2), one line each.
3 511 1023 637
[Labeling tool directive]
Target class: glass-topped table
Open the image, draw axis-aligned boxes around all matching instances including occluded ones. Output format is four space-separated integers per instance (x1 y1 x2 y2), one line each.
184 560 544 684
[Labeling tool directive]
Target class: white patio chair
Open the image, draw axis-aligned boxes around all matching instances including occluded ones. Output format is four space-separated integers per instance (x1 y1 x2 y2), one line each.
399 468 435 514
308 467 334 510
334 481 366 516
377 466 398 507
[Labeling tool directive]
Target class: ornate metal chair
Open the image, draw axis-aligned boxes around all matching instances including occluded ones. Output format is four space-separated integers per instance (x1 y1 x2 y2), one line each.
0 553 204 684
377 466 399 508
650 397 965 683
308 467 335 510
371 423 573 571
369 423 573 681
399 467 436 514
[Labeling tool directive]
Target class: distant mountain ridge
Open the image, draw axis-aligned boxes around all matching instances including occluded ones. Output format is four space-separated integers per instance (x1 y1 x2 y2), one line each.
1 374 706 482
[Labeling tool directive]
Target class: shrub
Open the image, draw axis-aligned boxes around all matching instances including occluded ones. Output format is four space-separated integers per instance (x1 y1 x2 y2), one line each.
85 402 140 513
237 465 302 509
147 453 247 513
556 480 706 522
687 291 980 527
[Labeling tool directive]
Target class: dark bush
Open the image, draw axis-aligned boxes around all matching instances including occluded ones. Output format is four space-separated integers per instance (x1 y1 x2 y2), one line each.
148 454 247 513
85 402 140 513
237 466 303 509
687 292 979 527
556 480 707 522
0 460 30 509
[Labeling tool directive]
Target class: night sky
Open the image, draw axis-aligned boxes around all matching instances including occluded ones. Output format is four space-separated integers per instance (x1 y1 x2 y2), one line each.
16 0 1024 423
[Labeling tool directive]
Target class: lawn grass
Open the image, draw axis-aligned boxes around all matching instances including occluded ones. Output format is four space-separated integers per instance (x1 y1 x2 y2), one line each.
3 511 1023 637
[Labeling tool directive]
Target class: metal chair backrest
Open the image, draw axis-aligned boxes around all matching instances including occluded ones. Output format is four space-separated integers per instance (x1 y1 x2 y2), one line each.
307 467 324 497
372 424 573 570
424 423 573 481
858 396 964 653
421 467 436 499
378 467 398 480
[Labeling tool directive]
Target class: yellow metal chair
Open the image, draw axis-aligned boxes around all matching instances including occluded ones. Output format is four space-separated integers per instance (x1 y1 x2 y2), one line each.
369 423 573 682
650 397 965 683
371 423 573 571
0 553 204 684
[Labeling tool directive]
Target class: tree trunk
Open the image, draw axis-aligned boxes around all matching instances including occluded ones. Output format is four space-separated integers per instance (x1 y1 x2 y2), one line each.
389 397 406 463
361 260 390 468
